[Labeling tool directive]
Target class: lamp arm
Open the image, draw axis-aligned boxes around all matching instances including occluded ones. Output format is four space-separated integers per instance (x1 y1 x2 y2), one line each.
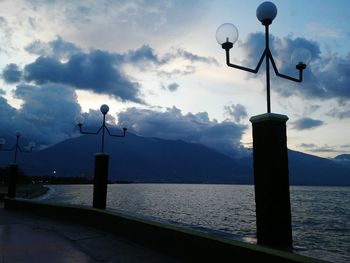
225 48 266 74
268 51 303 83
79 124 102 135
105 126 126 138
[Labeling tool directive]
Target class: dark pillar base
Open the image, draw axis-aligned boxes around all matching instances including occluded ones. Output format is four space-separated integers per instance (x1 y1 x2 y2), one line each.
250 113 292 249
93 153 109 209
7 163 18 198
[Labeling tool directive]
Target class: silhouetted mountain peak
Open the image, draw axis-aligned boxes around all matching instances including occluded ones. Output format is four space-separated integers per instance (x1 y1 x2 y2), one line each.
1 133 349 186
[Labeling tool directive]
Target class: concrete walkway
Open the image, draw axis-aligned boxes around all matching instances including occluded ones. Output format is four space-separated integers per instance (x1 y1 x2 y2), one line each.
0 203 180 263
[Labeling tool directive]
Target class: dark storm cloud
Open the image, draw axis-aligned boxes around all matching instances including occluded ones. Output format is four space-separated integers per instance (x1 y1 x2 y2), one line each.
23 49 143 103
241 32 350 100
291 117 324 130
0 87 248 157
118 106 247 157
0 84 82 148
2 63 22 83
14 84 82 146
5 38 218 103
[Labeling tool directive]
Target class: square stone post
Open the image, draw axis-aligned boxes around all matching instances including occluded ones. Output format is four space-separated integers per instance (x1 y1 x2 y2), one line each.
250 113 292 248
7 163 18 198
93 153 109 209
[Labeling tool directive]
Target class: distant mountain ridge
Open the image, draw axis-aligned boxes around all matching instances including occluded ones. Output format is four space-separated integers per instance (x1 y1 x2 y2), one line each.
0 133 349 186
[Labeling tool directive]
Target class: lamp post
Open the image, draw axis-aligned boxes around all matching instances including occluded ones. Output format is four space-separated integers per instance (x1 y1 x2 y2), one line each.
75 104 127 209
0 132 35 198
216 2 310 249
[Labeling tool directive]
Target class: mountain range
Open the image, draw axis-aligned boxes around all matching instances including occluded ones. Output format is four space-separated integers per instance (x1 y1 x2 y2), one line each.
0 133 349 186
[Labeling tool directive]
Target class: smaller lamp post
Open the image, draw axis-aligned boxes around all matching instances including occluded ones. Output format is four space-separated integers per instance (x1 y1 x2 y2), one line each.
75 104 127 209
0 132 35 198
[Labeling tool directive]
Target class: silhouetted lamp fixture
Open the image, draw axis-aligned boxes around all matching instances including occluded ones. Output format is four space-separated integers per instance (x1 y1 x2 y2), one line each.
216 1 311 113
75 104 127 153
0 132 35 163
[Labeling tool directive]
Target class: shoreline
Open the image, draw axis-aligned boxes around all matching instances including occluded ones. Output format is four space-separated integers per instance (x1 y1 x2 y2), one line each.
0 184 49 200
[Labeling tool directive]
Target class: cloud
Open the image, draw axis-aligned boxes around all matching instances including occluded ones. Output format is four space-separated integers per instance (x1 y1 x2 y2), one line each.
0 84 82 148
327 106 350 119
174 48 218 65
157 65 195 78
291 117 324 130
298 143 341 153
162 82 179 92
25 37 82 60
3 38 217 103
2 63 22 83
0 16 15 54
306 22 340 38
117 106 247 158
299 143 317 149
1 85 248 158
80 108 116 129
340 143 350 149
124 45 218 71
241 32 350 101
22 49 143 103
0 95 16 127
123 44 160 65
224 104 248 123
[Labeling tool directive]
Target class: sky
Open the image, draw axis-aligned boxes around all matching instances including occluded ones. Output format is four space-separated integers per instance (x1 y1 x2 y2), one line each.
0 0 349 159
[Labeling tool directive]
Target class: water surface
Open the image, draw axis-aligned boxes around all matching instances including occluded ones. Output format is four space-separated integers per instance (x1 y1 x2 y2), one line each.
39 184 350 263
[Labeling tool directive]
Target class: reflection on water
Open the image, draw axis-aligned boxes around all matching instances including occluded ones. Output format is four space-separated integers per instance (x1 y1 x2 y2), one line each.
39 184 350 263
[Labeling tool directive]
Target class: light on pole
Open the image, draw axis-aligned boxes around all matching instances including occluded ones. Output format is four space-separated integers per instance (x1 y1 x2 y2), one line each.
75 104 127 153
216 1 310 113
0 132 35 163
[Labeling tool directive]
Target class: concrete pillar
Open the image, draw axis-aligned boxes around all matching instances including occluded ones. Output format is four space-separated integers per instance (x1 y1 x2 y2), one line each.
93 153 109 209
250 113 292 248
7 163 18 198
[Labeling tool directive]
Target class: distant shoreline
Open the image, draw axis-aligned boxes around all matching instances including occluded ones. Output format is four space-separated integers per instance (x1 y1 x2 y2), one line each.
0 184 49 200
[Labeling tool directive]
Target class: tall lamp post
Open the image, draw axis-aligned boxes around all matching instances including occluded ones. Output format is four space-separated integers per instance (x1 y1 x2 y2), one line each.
75 104 127 209
216 2 310 249
0 132 35 198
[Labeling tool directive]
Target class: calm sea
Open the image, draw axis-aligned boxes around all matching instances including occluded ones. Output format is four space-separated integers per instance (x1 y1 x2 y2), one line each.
37 184 350 263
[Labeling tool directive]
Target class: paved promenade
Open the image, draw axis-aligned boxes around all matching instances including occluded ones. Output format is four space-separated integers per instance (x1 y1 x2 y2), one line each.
0 203 180 263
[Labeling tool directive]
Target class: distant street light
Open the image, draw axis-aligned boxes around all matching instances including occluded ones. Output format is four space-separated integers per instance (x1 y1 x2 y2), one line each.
216 1 311 113
0 132 35 198
75 104 127 153
0 132 35 163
